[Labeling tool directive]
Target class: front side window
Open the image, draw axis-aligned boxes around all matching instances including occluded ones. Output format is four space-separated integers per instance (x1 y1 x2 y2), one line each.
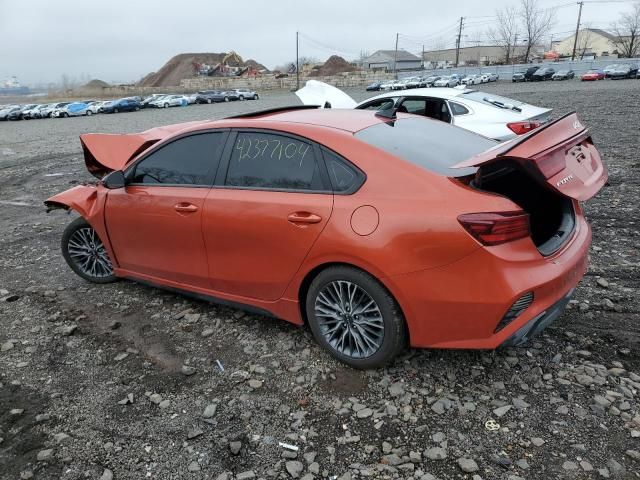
225 132 323 191
132 132 225 185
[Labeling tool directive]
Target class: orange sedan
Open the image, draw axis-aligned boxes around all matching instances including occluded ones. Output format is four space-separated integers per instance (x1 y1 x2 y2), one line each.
46 106 607 368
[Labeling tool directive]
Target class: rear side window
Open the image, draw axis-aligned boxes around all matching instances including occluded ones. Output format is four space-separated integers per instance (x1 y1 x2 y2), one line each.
354 117 496 177
358 98 396 111
132 132 225 185
322 149 364 193
225 132 324 191
449 102 469 116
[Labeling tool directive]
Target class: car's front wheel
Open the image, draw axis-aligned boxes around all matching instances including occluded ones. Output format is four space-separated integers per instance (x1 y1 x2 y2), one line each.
253 94 259 100
224 96 229 102
61 217 116 283
207 98 212 104
86 110 92 116
305 266 406 369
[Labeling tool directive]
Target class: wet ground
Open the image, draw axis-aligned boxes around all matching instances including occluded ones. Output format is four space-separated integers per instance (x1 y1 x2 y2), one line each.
1 79 639 479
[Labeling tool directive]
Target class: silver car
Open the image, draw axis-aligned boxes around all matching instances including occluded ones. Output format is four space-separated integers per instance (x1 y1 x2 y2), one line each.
234 88 259 100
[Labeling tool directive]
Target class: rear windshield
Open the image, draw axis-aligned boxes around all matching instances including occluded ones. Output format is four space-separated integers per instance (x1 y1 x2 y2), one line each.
462 90 524 108
354 117 496 177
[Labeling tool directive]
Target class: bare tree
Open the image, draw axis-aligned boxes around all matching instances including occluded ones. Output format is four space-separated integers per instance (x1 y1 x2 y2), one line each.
488 5 519 64
611 1 640 58
519 0 555 62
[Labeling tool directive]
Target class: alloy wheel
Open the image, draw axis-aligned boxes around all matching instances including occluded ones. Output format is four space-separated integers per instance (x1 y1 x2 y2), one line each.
314 280 384 359
66 227 113 279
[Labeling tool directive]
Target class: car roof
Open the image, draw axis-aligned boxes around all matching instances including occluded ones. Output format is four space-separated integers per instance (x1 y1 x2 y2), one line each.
218 108 394 133
363 87 466 102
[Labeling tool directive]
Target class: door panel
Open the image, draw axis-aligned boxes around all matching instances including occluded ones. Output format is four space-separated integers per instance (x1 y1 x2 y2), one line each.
106 186 210 287
202 190 332 301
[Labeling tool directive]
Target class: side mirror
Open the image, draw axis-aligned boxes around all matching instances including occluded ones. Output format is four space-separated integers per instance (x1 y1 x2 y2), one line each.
102 170 126 189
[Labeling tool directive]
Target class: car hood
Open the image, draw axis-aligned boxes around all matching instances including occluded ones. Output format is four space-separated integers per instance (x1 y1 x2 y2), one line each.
80 121 205 178
295 80 357 109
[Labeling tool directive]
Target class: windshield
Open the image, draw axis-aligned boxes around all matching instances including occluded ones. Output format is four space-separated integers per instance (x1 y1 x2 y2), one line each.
354 117 496 177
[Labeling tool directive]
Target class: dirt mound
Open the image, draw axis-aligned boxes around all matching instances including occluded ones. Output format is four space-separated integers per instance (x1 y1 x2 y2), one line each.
309 55 358 77
138 53 229 87
84 79 109 89
245 59 269 72
139 52 268 87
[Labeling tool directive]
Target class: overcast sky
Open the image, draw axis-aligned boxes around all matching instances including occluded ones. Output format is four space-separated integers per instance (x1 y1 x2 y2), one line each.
0 0 632 86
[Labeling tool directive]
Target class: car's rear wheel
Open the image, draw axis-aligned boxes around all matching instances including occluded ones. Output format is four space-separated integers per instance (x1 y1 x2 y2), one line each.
61 217 116 283
239 95 245 101
164 103 169 108
305 266 406 369
253 94 259 100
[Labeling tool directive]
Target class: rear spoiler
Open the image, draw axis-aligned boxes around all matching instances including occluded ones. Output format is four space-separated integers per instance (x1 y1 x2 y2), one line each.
454 111 586 168
80 121 205 178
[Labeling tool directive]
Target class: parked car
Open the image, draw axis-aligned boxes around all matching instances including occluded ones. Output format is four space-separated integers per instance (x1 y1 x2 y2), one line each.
46 107 606 368
402 77 422 89
296 81 552 142
581 69 605 81
603 64 618 78
461 74 482 86
608 64 639 79
141 94 168 108
366 82 382 91
512 66 540 82
0 106 20 121
53 102 94 118
40 102 70 118
101 98 141 113
379 80 396 91
185 94 198 104
8 104 37 120
149 95 188 108
433 76 459 87
486 72 499 82
234 88 259 100
21 104 44 120
552 70 575 80
423 76 441 87
531 67 555 81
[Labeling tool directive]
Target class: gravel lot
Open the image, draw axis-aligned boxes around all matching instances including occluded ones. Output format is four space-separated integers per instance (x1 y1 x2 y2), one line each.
1 80 639 480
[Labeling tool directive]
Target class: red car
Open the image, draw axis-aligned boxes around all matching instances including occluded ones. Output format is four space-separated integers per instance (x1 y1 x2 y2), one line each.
581 70 605 81
46 107 607 368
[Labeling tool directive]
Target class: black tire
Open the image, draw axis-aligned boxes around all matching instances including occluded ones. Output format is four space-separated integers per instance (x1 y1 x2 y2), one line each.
224 96 229 102
135 106 140 111
305 266 406 369
207 98 212 104
253 94 259 100
114 108 119 113
61 217 116 284
86 110 92 116
239 95 245 101
164 103 169 108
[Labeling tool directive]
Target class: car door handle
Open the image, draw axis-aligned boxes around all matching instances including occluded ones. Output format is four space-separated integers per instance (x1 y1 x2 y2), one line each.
287 212 322 224
174 203 198 213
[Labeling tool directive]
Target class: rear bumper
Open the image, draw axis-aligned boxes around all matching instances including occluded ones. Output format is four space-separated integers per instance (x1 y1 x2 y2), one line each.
385 215 591 350
500 288 573 347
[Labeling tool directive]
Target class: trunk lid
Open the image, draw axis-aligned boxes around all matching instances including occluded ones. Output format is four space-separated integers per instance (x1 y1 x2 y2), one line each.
295 80 357 109
454 112 607 201
80 121 203 178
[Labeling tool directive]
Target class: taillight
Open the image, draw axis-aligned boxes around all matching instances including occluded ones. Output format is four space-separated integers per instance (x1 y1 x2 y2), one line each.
507 121 541 135
458 211 530 246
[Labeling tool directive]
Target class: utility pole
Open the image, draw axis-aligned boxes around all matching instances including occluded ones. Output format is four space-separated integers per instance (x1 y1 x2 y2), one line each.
454 17 464 67
393 33 399 79
296 31 300 90
513 33 518 64
421 44 425 69
571 2 584 61
549 33 554 51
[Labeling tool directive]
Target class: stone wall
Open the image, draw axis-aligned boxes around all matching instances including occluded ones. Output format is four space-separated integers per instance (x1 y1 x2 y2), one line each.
180 71 394 91
93 72 393 98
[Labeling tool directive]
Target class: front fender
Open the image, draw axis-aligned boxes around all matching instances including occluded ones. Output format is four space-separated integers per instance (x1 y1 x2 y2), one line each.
45 185 118 268
45 185 99 217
